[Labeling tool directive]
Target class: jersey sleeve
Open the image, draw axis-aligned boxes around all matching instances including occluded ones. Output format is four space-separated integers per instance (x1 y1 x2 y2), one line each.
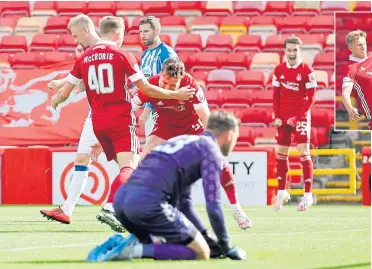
67 56 83 86
189 76 208 110
304 65 317 89
272 65 280 118
120 51 145 83
272 65 281 88
342 65 355 89
199 138 229 243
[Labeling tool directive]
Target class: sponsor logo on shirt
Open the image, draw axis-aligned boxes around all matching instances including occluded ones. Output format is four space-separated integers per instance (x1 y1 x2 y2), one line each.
281 81 300 91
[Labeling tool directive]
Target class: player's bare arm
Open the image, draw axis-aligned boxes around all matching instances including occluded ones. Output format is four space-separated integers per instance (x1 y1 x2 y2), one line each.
48 78 66 90
51 81 75 109
195 106 210 126
138 106 152 127
272 73 282 127
134 78 194 101
342 85 360 121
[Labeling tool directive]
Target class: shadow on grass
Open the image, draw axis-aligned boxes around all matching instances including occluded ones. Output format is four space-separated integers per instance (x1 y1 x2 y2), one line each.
311 262 371 269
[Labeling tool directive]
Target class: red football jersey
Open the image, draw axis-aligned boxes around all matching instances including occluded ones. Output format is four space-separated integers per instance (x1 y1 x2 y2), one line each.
272 60 317 120
132 73 208 128
342 54 369 101
344 57 372 119
67 40 144 117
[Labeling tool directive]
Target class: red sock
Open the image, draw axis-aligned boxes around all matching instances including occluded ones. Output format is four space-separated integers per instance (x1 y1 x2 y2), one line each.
220 161 237 205
301 155 313 193
107 166 134 203
276 153 289 190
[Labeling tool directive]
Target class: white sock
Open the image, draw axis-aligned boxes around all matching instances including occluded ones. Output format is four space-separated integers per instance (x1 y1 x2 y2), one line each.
277 190 284 195
304 192 312 198
103 203 114 212
61 166 89 216
130 244 143 259
231 203 241 212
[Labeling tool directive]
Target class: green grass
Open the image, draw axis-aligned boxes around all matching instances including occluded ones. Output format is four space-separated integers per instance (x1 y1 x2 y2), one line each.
0 205 370 269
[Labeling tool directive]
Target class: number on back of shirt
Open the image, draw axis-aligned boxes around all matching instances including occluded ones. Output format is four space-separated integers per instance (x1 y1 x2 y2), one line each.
88 63 114 94
153 135 199 154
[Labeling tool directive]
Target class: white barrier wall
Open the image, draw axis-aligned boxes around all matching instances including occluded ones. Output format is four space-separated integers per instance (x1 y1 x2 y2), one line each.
52 151 267 206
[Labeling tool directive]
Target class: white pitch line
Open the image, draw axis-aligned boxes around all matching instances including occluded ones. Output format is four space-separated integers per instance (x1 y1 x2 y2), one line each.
0 229 369 253
231 228 370 237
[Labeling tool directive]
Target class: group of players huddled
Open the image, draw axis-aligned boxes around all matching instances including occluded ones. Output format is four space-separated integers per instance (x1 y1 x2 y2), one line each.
39 14 322 261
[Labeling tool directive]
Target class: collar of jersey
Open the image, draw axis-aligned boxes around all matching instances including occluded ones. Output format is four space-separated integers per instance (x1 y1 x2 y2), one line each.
97 40 117 46
147 42 164 51
349 54 367 63
201 131 217 142
285 58 303 69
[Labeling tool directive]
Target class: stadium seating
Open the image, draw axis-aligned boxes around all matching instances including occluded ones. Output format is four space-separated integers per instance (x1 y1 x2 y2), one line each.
3 0 366 143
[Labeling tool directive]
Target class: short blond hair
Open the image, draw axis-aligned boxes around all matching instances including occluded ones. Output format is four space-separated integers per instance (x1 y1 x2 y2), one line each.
139 16 161 31
100 16 124 34
68 14 95 31
346 30 367 46
284 36 303 48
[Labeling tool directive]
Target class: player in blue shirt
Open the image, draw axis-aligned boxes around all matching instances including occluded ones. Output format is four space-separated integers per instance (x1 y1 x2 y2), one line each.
87 111 246 261
138 16 178 138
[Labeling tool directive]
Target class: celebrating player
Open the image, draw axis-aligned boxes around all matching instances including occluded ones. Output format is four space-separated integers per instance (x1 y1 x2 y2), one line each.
137 16 179 138
40 15 102 225
341 30 370 125
86 111 246 261
51 16 195 231
272 36 317 211
131 58 251 229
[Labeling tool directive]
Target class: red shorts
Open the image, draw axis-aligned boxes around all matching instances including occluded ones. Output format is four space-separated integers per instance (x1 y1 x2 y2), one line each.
150 119 204 140
276 118 311 146
92 116 139 162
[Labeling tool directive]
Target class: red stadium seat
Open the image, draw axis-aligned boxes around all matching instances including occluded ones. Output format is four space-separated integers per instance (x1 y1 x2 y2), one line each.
30 34 58 52
240 107 273 127
127 16 142 35
190 16 221 46
9 52 41 69
354 1 371 11
236 70 265 90
253 127 276 144
87 1 117 16
249 91 274 107
320 1 349 15
263 1 293 16
142 1 174 17
55 2 87 16
116 2 144 18
292 1 320 16
31 1 57 17
0 52 11 69
311 107 332 131
190 70 208 87
178 51 197 71
233 1 266 16
44 16 71 34
308 16 334 34
312 52 334 70
221 90 250 108
237 126 255 146
189 52 220 72
0 17 18 35
204 90 223 108
171 1 205 17
314 89 334 107
204 1 233 16
121 35 143 53
41 51 71 67
0 35 27 53
248 16 277 38
57 34 76 52
275 16 309 34
206 69 236 91
175 34 203 52
160 16 187 46
263 34 291 52
234 34 262 52
1 1 30 17
220 52 254 71
205 34 233 53
159 34 172 47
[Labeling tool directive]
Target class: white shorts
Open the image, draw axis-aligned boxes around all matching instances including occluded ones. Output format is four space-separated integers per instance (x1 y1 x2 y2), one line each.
77 117 99 154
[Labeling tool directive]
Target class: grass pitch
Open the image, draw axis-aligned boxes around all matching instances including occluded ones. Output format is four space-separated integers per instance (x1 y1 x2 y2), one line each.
0 205 370 269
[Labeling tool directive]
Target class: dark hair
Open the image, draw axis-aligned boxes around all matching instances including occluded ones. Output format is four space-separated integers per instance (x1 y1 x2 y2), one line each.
207 110 240 134
162 58 185 78
139 16 161 31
